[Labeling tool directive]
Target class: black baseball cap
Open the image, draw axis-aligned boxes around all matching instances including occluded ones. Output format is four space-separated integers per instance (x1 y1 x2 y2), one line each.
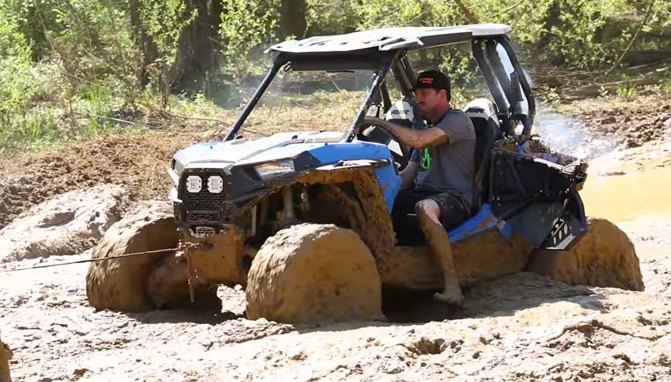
412 70 450 91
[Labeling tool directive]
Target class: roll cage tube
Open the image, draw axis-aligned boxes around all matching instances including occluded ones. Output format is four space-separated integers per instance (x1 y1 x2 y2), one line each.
472 39 509 117
344 54 396 142
224 57 287 141
391 55 417 97
498 36 536 127
485 38 536 136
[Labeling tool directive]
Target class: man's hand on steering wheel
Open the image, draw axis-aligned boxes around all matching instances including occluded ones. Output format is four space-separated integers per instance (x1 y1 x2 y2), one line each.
355 116 411 169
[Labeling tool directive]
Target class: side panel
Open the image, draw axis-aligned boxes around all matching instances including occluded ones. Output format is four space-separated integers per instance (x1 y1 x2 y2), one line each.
308 142 402 211
447 204 511 243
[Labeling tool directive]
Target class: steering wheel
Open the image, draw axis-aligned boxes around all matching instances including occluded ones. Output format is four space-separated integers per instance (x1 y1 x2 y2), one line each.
354 117 411 170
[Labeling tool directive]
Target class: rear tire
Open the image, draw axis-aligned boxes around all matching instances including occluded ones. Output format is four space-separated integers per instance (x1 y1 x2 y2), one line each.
526 218 644 291
246 223 383 323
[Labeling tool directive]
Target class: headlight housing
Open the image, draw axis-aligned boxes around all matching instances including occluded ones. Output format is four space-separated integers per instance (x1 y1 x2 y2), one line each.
207 175 224 193
255 159 295 180
186 175 202 193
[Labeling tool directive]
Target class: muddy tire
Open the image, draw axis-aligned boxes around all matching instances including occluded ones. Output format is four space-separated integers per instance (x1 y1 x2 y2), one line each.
86 206 219 312
246 223 382 324
526 218 644 291
0 338 11 382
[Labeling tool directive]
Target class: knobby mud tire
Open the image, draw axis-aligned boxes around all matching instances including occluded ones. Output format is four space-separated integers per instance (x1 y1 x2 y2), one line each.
246 223 383 324
0 338 11 382
526 218 644 291
85 209 219 312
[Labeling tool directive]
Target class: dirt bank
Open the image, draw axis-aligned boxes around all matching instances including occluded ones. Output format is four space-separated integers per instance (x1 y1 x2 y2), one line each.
0 131 203 230
554 94 671 149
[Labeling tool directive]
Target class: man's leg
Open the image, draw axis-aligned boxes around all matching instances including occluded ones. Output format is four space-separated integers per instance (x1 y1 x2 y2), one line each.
415 198 465 305
392 188 433 245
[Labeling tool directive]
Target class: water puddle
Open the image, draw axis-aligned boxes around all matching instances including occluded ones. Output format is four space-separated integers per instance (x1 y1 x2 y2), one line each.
534 106 671 222
579 166 671 222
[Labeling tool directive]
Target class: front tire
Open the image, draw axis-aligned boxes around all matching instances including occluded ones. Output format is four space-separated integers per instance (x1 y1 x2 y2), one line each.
245 223 383 324
86 205 219 312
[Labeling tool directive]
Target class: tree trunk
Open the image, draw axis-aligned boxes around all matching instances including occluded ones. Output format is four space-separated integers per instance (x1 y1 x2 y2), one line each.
279 0 307 39
128 0 159 88
170 0 224 94
453 0 479 24
538 0 564 49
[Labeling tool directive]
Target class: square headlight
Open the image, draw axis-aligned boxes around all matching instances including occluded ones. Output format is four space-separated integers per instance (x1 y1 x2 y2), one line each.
186 175 202 193
207 175 224 193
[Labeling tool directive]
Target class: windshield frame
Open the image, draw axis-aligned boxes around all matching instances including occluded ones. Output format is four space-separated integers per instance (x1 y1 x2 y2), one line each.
223 51 398 142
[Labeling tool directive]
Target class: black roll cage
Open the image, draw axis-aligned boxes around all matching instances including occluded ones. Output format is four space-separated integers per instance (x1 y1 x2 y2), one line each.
224 36 535 144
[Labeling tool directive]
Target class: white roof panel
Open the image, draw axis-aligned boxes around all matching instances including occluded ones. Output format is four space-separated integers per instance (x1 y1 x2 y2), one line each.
268 24 512 55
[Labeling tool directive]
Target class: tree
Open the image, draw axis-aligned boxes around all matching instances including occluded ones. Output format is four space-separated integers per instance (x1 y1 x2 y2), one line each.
279 0 307 39
170 0 224 94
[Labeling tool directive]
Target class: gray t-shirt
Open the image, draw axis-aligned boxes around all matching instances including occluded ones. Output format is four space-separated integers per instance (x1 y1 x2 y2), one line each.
410 109 476 207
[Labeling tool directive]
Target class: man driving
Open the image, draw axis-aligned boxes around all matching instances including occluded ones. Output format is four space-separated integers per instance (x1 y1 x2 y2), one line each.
367 70 476 305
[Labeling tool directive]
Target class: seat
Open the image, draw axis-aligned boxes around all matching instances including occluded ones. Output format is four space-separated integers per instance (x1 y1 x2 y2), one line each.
464 98 502 212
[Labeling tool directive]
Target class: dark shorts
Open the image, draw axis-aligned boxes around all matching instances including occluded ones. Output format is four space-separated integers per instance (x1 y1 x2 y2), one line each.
392 186 471 245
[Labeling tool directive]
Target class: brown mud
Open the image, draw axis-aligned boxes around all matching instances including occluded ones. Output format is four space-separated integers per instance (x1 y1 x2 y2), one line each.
246 223 382 324
2 213 671 381
0 338 10 382
0 131 204 231
581 165 671 221
85 201 183 312
527 218 644 291
0 94 670 380
381 231 533 291
554 95 671 149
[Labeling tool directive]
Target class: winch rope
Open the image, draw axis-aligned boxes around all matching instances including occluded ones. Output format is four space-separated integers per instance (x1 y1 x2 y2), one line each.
0 246 184 273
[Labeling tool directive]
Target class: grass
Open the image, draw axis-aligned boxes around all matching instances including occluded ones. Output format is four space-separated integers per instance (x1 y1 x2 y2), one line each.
3 62 667 161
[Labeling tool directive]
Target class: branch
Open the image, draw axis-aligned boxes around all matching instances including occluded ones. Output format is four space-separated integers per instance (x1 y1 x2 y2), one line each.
606 0 655 74
491 0 525 18
453 0 479 23
139 102 230 124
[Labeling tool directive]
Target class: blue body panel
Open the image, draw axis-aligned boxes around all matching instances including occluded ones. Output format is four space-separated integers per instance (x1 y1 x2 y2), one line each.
446 203 512 243
307 142 402 212
307 142 501 242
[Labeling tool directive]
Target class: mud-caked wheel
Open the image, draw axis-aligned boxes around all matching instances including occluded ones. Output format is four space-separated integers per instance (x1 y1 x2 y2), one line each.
246 223 383 324
526 218 644 291
1 338 11 382
86 204 220 312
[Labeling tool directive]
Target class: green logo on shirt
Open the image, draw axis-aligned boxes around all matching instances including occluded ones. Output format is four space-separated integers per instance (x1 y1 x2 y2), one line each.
420 148 432 170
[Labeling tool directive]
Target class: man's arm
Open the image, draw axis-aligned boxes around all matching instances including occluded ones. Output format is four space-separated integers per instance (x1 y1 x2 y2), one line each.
365 116 448 149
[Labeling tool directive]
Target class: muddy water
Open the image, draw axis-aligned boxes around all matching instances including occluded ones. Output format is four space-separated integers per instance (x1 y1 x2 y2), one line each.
580 165 671 222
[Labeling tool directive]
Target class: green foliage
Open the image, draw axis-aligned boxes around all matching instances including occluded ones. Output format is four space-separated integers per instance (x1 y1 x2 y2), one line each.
0 8 37 115
219 0 277 85
0 0 670 153
616 83 637 101
305 0 359 34
139 0 193 66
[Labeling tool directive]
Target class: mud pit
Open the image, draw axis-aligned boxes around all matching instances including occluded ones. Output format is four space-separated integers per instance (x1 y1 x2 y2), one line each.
1 97 670 380
1 214 671 381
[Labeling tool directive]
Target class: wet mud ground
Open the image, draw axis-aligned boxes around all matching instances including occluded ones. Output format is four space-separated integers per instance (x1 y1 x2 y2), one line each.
1 94 671 381
1 213 671 381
